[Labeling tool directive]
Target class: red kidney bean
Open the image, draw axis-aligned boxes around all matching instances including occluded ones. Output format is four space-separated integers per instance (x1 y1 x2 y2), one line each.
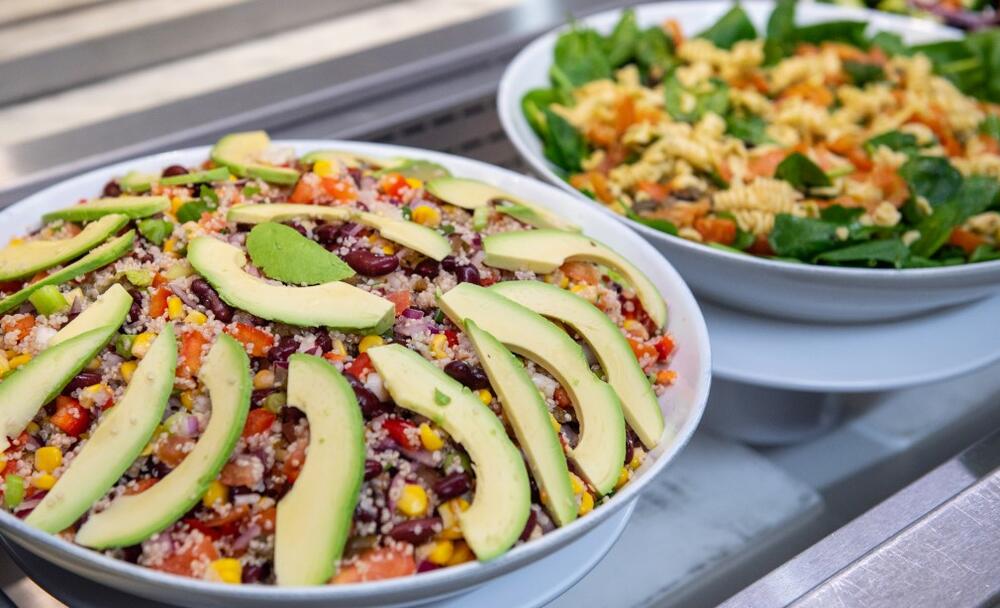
64 370 103 394
440 256 457 272
624 430 637 466
347 167 363 187
454 265 480 285
126 293 143 324
432 472 470 500
161 164 188 178
313 331 333 353
519 508 538 541
313 223 339 245
285 222 308 237
417 561 440 573
268 336 299 363
344 249 399 276
443 361 490 390
190 278 233 322
364 459 383 481
388 517 441 544
348 376 390 418
241 563 270 584
412 259 439 278
355 502 380 523
102 181 122 198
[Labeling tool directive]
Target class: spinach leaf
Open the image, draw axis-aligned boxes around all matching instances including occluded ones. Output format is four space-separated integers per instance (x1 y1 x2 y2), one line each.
820 205 864 224
551 26 611 87
970 244 1000 263
843 61 885 87
951 175 1000 219
910 177 1000 258
634 27 676 82
965 29 1000 103
604 9 640 68
910 204 960 259
541 107 587 172
865 131 919 156
521 88 561 138
814 239 910 267
764 0 797 66
898 156 962 205
911 36 994 101
981 115 1000 141
664 76 730 123
716 211 755 250
792 21 869 48
774 152 832 190
698 5 757 50
871 31 907 56
625 208 678 235
726 113 771 145
768 215 848 259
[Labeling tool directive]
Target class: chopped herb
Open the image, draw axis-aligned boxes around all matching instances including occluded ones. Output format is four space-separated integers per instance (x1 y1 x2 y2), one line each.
137 218 174 246
246 222 355 285
472 206 490 231
697 5 757 50
434 388 451 406
843 61 885 87
241 184 261 198
439 224 456 236
774 152 831 190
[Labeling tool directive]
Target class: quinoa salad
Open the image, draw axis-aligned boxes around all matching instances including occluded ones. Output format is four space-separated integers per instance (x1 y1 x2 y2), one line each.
523 1 1000 268
0 132 676 587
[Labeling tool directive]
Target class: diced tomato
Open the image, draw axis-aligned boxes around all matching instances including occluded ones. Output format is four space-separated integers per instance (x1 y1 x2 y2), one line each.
444 329 459 347
282 440 307 483
225 323 274 358
2 316 35 340
179 330 209 377
0 280 23 293
151 273 168 288
201 504 250 531
656 370 678 385
125 478 159 496
747 234 775 257
561 261 600 285
663 18 684 48
156 534 220 577
154 435 195 468
320 177 358 203
289 177 321 204
332 547 416 584
636 181 670 204
2 459 16 475
779 82 834 107
149 287 170 318
183 518 223 541
345 353 372 379
385 291 411 315
242 408 276 438
748 149 787 178
655 336 675 361
379 173 410 198
694 217 737 245
5 432 28 453
614 95 636 135
978 134 1000 156
323 351 346 363
948 227 985 255
553 386 572 410
383 418 420 451
628 338 658 363
28 271 49 285
252 506 277 533
50 396 91 437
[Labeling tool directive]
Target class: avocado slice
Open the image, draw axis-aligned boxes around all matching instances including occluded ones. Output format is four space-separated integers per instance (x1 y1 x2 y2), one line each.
425 177 579 232
210 131 299 185
43 197 168 223
368 344 530 560
187 236 394 333
438 283 625 495
374 159 451 181
0 214 128 281
483 229 668 330
26 326 176 533
0 231 134 316
462 319 577 526
300 150 381 168
227 203 451 261
0 326 120 452
275 354 364 586
75 334 251 549
159 167 230 187
491 281 664 449
119 171 157 194
49 283 132 347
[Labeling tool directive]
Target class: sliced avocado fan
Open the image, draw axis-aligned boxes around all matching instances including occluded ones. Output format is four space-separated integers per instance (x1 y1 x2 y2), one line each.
227 203 451 261
275 354 365 586
27 326 176 533
0 214 128 281
425 177 579 232
300 149 382 168
368 344 531 561
49 283 133 347
75 334 251 548
187 236 394 333
463 319 577 526
210 131 299 185
43 197 169 223
0 231 135 316
438 283 625 495
491 281 665 449
482 229 668 330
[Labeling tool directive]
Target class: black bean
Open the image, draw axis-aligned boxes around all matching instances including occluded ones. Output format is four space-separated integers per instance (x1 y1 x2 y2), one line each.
251 388 275 405
454 265 480 285
120 545 142 564
268 336 298 363
443 361 490 390
348 377 390 418
344 249 399 276
412 259 439 278
161 165 188 178
313 223 340 245
388 517 441 544
432 472 470 500
190 278 233 322
64 370 103 394
241 563 270 584
440 256 457 272
102 181 122 198
364 459 383 481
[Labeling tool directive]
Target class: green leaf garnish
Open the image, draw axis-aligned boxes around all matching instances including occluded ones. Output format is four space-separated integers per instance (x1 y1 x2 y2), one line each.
434 388 451 406
246 222 355 285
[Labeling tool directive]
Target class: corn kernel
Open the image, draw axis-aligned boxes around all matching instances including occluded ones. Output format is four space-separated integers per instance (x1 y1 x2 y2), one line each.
579 491 594 515
570 284 586 294
477 389 492 405
616 467 630 490
0 352 10 376
8 238 23 246
430 334 448 359
549 413 561 433
382 244 396 255
0 457 6 472
180 390 196 410
427 540 454 565
86 356 101 370
397 483 428 517
629 449 646 471
202 480 229 508
170 196 184 214
207 558 242 584
131 332 155 358
253 369 275 390
332 339 347 356
569 473 585 495
8 354 31 370
418 423 444 451
184 310 207 325
405 177 423 190
438 497 469 539
163 238 177 254
411 206 441 227
312 159 334 177
358 335 384 354
34 446 62 473
79 383 109 409
559 276 569 289
120 360 137 383
26 421 40 434
446 541 474 566
167 296 184 320
33 473 56 490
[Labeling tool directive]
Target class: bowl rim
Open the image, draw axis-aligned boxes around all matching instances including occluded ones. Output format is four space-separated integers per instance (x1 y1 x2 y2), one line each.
0 140 712 601
496 0 997 282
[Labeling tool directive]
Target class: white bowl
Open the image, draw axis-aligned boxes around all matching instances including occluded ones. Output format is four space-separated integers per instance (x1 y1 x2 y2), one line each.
497 0 1000 323
0 141 711 607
